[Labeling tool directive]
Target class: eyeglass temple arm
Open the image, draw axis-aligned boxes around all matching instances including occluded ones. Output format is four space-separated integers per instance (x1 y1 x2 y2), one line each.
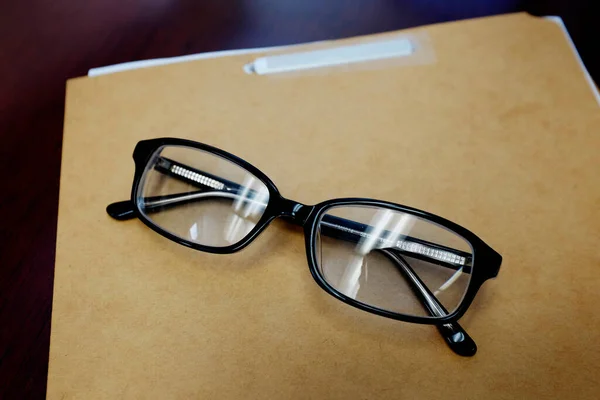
108 192 470 270
377 249 477 356
106 159 476 354
107 157 472 270
108 202 470 276
106 157 235 220
319 216 471 273
149 158 477 354
318 217 475 355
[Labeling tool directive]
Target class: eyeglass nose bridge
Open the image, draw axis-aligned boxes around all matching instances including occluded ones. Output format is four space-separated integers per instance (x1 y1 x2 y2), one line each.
273 196 313 226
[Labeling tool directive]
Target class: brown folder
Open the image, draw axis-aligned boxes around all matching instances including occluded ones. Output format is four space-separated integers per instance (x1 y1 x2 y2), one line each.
48 13 600 399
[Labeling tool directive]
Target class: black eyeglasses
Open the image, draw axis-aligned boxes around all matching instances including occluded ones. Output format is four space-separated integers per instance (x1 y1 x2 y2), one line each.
107 138 502 356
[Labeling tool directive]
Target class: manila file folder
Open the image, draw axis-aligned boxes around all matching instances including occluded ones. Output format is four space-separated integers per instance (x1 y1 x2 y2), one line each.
48 13 600 399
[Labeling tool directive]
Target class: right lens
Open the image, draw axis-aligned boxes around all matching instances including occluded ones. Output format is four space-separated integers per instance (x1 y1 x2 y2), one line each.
136 145 270 248
315 205 473 318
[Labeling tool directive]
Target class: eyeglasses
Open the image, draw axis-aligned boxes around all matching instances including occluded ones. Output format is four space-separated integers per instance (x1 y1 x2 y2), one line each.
107 138 502 356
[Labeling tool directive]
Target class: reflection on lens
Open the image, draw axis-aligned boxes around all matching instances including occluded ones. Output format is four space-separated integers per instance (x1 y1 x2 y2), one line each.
316 205 473 318
136 145 269 247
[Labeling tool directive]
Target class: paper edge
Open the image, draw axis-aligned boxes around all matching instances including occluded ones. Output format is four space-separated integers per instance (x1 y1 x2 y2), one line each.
87 45 294 77
545 16 600 106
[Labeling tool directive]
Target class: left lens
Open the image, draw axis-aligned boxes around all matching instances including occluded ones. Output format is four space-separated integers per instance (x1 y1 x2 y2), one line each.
315 205 473 318
136 145 269 248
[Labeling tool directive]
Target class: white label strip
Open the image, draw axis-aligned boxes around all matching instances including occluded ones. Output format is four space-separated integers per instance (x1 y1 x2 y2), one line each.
246 37 414 75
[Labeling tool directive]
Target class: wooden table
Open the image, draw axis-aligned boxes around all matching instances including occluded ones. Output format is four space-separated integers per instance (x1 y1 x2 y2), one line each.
0 1 596 398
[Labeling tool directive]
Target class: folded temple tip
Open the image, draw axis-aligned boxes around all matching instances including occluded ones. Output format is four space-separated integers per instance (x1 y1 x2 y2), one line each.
438 322 477 357
106 200 136 220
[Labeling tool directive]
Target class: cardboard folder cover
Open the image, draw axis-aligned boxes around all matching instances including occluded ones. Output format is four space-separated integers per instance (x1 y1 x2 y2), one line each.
48 13 600 399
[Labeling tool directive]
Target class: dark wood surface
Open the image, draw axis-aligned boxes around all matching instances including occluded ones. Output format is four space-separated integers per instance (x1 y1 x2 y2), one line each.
0 1 596 398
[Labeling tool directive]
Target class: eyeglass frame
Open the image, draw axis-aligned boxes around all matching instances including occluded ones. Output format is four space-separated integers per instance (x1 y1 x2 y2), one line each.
107 137 502 356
